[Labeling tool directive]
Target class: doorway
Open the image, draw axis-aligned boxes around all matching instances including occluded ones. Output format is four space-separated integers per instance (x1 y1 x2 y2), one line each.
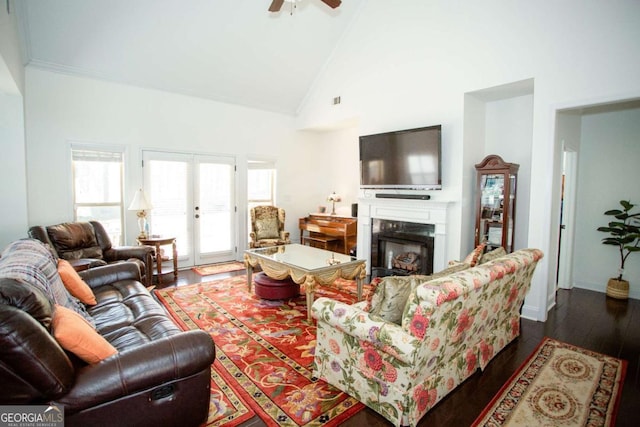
142 150 237 267
557 149 577 289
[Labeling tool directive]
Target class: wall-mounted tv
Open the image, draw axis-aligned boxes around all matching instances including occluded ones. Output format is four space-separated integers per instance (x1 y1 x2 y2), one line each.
359 125 442 190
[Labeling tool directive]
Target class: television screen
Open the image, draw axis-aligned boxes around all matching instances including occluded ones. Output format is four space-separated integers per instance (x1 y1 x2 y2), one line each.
359 125 441 190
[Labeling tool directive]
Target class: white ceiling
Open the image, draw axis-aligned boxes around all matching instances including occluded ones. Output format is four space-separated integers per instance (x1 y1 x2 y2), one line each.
16 0 365 115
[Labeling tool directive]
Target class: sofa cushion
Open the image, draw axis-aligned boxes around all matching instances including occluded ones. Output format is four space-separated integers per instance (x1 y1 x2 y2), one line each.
52 304 117 364
369 263 471 325
0 239 94 326
47 222 104 260
478 246 507 264
88 280 182 349
368 275 429 324
57 259 97 305
255 217 280 240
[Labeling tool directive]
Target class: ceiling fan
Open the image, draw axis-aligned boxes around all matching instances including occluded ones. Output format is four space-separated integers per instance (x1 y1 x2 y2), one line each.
268 0 342 13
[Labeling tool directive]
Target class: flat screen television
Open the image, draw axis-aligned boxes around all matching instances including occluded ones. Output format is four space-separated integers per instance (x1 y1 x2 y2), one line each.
359 125 442 190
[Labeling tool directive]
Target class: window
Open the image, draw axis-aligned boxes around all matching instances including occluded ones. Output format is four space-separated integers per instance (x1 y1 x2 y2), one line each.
247 160 276 236
247 160 276 210
71 146 124 245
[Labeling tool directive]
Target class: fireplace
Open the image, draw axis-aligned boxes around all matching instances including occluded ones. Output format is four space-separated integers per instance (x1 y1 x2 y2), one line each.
356 196 451 277
371 219 434 279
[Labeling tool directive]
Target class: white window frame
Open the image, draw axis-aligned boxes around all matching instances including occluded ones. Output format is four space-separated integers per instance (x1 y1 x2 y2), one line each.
71 143 125 245
247 160 277 237
247 159 277 208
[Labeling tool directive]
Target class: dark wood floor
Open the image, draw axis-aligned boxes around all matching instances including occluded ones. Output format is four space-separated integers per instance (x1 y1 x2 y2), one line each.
157 269 640 426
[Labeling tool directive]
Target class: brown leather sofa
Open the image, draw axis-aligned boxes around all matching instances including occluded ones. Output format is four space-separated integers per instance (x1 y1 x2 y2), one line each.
28 221 155 287
0 239 215 427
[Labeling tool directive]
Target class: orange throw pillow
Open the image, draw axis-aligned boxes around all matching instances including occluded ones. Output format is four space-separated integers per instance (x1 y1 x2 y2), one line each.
57 259 97 305
52 305 117 364
463 243 486 267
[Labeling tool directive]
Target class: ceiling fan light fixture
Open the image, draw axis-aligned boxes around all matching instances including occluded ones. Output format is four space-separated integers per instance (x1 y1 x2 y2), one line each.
268 0 341 13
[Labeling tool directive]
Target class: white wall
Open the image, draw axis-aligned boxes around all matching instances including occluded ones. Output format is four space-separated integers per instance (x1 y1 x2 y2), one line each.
485 94 533 251
7 0 640 317
0 92 27 248
296 0 640 319
573 107 640 299
0 0 24 95
0 1 27 249
24 68 328 252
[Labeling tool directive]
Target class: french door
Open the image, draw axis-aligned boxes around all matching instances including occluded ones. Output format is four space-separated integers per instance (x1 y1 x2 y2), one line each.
142 151 236 267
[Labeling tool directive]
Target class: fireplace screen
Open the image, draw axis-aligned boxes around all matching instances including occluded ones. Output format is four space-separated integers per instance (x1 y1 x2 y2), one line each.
370 219 435 279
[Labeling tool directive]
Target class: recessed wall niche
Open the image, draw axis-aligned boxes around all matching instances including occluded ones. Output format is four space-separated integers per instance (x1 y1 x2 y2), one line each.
461 78 534 256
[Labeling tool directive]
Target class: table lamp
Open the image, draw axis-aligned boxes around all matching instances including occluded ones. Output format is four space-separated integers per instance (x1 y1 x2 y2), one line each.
327 191 342 215
128 188 153 239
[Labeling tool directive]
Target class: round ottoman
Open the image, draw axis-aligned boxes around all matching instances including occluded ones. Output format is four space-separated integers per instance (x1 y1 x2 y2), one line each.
253 272 300 300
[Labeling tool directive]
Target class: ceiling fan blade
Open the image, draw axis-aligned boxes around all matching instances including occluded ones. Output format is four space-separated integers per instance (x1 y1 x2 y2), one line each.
321 0 342 8
268 0 285 12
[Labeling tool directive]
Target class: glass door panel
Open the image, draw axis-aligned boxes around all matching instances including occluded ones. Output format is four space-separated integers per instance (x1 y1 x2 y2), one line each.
143 151 236 268
479 173 505 249
196 157 235 264
145 154 192 265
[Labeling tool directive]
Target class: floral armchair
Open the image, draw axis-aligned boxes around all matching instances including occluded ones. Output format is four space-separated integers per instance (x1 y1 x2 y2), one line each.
249 205 291 248
311 248 543 427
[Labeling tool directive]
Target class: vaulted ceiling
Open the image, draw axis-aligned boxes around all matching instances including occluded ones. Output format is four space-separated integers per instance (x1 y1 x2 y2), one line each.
16 0 365 115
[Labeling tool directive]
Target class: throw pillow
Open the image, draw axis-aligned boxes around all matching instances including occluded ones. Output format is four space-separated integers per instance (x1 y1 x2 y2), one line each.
462 243 486 267
57 259 97 305
255 217 280 240
478 247 507 264
369 275 432 325
52 305 117 364
431 261 471 279
399 262 472 326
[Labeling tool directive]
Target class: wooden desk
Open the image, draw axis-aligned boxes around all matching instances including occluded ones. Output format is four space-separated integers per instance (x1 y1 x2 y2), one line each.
138 236 178 284
298 214 357 255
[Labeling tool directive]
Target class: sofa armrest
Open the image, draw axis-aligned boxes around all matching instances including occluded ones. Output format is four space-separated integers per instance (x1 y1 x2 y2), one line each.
103 245 155 287
311 297 419 365
103 245 155 263
54 330 215 414
0 305 75 402
79 262 142 289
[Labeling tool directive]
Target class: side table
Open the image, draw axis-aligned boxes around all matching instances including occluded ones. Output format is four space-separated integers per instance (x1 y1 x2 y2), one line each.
138 236 178 284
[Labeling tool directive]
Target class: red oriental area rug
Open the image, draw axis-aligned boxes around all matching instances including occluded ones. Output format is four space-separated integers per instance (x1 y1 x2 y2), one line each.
155 276 371 426
472 337 626 427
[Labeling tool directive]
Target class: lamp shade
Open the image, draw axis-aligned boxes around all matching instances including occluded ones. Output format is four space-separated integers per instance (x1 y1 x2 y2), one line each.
128 188 152 211
327 192 342 202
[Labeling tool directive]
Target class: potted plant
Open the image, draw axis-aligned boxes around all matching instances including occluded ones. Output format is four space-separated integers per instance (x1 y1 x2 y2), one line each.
597 200 640 299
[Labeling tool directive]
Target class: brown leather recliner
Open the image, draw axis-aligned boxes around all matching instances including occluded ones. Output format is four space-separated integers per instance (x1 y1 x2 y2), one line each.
29 221 155 287
0 239 215 427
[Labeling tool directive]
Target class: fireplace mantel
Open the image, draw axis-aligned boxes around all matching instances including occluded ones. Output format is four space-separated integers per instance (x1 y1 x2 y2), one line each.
357 197 452 275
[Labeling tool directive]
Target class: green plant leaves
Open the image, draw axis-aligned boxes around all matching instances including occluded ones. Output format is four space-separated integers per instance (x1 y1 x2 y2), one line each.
598 200 640 278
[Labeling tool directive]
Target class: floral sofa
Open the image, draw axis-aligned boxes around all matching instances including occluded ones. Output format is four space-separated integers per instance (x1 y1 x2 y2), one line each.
311 248 543 427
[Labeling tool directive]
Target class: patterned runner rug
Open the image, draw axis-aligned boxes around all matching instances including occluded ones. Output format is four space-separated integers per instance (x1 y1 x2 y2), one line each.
155 275 371 426
192 261 246 276
472 337 627 427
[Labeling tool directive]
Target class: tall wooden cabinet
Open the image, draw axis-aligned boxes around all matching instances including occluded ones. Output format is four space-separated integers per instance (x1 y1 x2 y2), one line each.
474 155 519 252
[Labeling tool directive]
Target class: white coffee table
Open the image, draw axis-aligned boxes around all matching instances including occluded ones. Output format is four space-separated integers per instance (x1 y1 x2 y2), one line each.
244 244 366 321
